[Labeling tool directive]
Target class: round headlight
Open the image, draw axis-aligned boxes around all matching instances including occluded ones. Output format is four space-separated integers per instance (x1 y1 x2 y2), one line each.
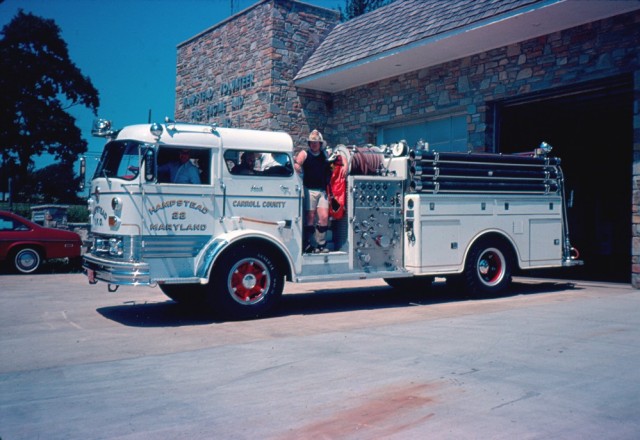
111 197 122 211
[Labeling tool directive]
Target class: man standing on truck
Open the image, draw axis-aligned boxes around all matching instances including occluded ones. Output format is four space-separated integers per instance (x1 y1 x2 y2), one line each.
294 130 331 253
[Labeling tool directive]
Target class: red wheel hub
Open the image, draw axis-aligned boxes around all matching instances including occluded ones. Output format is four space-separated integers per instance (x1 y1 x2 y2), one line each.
228 259 270 304
477 249 504 286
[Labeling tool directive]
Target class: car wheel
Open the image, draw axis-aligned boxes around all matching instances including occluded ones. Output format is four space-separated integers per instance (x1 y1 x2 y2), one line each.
12 247 42 274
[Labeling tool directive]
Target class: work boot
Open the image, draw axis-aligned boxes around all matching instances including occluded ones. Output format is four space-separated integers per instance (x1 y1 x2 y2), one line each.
304 225 315 250
315 225 328 250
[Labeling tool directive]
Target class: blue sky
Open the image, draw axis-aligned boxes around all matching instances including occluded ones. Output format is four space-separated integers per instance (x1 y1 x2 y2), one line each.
0 0 341 183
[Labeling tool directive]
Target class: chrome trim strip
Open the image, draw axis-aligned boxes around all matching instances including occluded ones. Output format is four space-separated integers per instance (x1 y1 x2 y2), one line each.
195 238 229 279
295 270 406 283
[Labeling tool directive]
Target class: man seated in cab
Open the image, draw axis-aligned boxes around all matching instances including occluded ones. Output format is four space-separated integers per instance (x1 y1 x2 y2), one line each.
159 149 201 184
232 151 258 175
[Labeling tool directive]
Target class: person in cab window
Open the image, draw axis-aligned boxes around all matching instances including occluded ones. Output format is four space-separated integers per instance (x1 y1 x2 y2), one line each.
260 152 290 175
294 129 331 253
232 151 258 175
159 149 201 184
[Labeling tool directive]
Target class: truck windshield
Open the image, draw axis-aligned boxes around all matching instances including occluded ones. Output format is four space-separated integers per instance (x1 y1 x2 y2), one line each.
94 141 145 181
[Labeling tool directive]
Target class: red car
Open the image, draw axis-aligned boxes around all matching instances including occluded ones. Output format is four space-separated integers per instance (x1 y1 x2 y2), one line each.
0 210 83 274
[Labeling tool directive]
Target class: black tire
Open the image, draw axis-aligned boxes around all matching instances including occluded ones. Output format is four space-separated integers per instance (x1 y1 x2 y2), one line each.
463 237 513 298
12 247 42 274
68 256 83 272
384 276 433 291
208 246 283 320
159 284 206 306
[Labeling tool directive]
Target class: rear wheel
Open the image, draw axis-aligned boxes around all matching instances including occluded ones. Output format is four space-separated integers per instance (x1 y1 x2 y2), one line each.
12 247 42 274
159 284 206 306
208 246 283 320
463 238 513 297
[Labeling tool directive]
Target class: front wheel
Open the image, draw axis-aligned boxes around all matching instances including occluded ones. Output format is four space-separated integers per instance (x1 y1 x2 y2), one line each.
463 238 513 298
208 246 283 320
12 247 42 274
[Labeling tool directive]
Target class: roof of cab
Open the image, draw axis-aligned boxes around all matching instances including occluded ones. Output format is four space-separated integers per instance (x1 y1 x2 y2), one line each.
115 123 294 152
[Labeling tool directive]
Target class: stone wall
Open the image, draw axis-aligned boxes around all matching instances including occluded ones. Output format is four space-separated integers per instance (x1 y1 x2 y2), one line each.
324 12 639 151
633 66 640 287
175 0 339 144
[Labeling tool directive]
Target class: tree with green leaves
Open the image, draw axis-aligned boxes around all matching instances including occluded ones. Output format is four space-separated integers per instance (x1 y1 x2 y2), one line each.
0 10 99 203
342 0 395 20
21 162 84 204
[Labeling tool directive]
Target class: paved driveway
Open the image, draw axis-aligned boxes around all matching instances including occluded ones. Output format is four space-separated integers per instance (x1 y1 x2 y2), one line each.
1 273 639 439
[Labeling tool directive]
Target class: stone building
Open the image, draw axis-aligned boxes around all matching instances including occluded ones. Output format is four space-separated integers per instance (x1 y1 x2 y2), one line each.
175 0 640 285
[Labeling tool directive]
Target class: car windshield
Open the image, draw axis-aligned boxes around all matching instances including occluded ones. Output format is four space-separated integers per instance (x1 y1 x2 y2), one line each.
94 141 147 181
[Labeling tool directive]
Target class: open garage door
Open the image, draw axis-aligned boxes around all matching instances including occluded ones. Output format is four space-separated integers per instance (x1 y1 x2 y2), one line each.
497 76 632 282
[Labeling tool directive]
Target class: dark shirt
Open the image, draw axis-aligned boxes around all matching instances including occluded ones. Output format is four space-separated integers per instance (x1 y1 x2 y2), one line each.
302 151 329 190
232 162 255 175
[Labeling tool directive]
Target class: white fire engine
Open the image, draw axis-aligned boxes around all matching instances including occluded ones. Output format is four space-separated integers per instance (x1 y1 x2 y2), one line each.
82 119 582 319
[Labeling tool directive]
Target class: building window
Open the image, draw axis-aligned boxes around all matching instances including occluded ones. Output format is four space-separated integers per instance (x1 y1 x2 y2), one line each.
378 114 467 152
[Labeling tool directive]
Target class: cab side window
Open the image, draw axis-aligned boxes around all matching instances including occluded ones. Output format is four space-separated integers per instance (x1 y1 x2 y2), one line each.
157 147 211 184
224 150 293 177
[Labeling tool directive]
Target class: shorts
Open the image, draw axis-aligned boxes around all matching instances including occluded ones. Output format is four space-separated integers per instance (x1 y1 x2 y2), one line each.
304 188 328 211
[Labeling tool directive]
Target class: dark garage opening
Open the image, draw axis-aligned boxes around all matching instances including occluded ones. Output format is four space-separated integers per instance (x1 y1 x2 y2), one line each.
497 77 632 283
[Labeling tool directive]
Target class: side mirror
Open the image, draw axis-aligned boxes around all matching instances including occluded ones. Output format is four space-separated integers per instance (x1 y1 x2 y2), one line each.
144 148 156 182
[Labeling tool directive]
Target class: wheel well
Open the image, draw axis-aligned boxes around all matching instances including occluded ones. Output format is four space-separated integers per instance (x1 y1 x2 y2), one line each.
10 244 44 260
468 232 517 267
216 237 292 281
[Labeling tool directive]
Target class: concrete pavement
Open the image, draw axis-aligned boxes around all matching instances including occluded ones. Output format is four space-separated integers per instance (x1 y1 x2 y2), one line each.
0 273 638 439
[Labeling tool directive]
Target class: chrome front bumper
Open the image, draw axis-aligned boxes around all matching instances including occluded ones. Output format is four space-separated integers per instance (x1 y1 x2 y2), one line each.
82 254 151 286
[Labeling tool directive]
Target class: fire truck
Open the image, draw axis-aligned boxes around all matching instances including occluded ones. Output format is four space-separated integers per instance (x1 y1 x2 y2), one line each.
82 119 582 319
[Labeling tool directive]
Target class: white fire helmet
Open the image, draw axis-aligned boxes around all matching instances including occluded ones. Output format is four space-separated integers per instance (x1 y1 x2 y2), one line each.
308 129 324 145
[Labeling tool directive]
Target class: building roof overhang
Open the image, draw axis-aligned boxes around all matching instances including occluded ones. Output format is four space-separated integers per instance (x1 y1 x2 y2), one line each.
294 0 640 93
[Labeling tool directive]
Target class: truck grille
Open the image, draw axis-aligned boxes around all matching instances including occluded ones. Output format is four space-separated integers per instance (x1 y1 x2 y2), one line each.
141 235 210 258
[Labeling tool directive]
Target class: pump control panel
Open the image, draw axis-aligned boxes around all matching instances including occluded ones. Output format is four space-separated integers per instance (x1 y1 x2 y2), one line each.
350 177 404 272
